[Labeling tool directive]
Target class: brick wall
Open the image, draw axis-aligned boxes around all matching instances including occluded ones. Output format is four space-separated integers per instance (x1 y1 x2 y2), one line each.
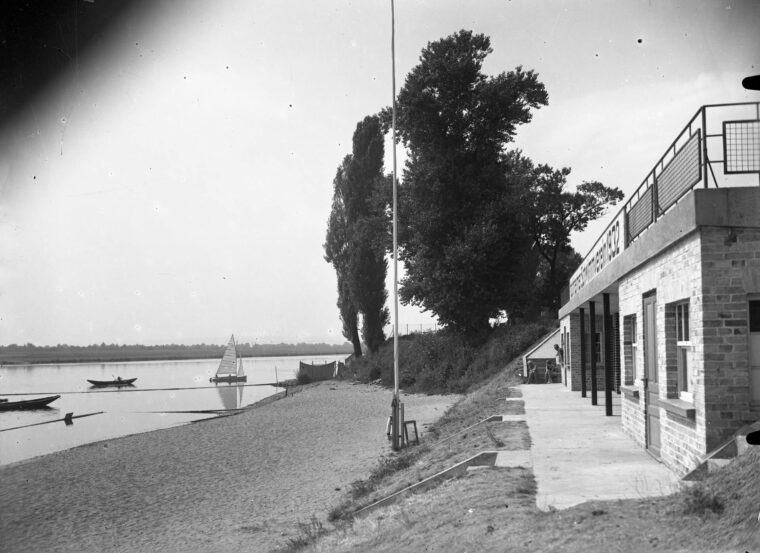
618 231 705 475
562 313 580 390
563 312 615 393
699 226 760 449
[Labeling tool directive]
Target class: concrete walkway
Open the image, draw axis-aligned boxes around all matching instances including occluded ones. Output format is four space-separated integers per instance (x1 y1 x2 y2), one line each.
518 383 681 511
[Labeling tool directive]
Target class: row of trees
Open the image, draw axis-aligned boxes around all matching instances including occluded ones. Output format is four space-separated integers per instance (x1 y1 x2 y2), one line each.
0 342 354 364
325 30 623 351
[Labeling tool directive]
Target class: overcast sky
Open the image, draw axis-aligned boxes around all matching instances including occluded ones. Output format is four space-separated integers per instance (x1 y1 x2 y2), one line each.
1 0 758 346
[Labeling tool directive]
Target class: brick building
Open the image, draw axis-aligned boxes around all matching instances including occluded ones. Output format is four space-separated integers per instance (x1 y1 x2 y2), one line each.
557 102 760 476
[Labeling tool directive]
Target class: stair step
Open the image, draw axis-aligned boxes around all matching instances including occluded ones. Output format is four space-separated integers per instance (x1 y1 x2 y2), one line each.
706 458 731 472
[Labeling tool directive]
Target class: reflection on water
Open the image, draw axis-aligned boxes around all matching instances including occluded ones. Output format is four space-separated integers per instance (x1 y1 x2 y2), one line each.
216 382 245 411
0 354 346 465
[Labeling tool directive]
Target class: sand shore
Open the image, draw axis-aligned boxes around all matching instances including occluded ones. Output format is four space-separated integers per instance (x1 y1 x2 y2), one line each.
0 381 459 553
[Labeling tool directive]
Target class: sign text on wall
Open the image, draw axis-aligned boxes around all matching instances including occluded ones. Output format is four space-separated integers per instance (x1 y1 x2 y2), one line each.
569 214 624 300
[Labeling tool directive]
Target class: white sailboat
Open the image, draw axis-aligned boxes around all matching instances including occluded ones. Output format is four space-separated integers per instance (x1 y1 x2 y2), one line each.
210 334 247 383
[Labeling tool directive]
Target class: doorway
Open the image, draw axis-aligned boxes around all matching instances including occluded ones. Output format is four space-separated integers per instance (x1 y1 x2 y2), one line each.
643 293 661 457
750 299 760 412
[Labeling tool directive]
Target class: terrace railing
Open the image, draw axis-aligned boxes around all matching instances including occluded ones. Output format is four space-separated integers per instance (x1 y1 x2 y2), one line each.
623 102 760 244
564 102 760 306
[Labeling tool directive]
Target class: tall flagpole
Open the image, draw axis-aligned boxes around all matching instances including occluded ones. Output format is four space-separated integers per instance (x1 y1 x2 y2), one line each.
391 0 401 451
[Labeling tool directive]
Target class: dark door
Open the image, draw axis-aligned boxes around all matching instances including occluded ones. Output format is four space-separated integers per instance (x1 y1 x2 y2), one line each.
643 294 660 457
750 299 760 411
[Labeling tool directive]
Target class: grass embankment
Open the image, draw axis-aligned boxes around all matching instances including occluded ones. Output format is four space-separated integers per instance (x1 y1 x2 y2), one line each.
341 322 550 394
278 324 760 553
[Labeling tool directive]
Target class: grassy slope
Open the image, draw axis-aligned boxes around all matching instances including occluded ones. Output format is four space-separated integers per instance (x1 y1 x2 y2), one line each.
277 340 760 553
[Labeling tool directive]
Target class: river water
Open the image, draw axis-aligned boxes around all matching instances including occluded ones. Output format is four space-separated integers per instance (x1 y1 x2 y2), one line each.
0 354 347 466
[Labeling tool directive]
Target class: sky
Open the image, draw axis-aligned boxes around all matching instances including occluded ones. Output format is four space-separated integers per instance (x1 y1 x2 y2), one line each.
0 0 758 346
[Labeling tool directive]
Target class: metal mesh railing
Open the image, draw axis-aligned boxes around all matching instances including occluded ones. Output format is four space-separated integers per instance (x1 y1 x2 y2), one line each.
724 120 760 173
621 102 759 245
626 185 653 242
564 102 760 307
656 130 701 213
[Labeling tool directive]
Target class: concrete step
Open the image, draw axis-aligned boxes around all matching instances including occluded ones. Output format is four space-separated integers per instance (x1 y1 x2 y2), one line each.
682 418 760 481
706 458 732 473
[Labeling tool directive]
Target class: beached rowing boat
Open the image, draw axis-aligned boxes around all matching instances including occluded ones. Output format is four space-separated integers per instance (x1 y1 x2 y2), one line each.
0 395 61 410
210 334 247 383
87 377 137 387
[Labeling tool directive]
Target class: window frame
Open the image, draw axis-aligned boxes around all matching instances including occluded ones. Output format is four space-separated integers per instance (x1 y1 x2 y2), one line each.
594 331 603 364
630 314 638 382
675 301 692 402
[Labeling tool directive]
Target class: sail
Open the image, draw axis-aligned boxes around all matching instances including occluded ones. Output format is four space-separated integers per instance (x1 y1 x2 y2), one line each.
237 357 245 378
216 335 238 376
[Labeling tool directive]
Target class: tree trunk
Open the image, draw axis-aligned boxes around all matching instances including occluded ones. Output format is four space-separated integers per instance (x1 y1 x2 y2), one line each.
350 324 362 358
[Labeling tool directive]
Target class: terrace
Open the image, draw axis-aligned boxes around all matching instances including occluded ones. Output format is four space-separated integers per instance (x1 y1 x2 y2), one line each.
560 101 760 316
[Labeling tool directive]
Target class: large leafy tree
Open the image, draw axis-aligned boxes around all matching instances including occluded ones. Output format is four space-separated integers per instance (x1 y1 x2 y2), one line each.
516 153 624 310
324 116 390 354
389 30 548 333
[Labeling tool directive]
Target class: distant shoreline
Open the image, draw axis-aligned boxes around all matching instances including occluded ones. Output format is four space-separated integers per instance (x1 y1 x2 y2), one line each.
0 343 353 365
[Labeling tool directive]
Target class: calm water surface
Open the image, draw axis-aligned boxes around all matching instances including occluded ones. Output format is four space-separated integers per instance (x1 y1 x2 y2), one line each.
0 354 346 466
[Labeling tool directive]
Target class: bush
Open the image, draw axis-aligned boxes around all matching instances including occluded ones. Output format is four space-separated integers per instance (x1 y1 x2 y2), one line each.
295 368 312 385
348 323 549 395
682 483 725 515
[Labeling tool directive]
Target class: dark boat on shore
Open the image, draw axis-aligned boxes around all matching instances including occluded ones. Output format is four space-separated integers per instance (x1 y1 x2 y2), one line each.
0 395 61 411
87 377 137 387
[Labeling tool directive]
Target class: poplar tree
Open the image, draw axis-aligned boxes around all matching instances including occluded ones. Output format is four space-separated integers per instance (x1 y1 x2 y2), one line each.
324 116 390 353
324 160 363 357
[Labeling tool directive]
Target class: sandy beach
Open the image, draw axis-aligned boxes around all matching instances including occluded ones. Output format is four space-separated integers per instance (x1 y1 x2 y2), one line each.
0 381 459 553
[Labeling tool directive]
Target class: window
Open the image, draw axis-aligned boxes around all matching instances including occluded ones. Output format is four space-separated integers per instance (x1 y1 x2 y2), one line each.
750 300 760 332
594 332 603 364
630 315 638 381
676 301 691 399
623 314 638 386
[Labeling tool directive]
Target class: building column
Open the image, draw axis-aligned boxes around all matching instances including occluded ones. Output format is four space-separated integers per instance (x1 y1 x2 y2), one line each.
613 312 621 393
603 293 613 416
579 307 587 398
589 300 597 406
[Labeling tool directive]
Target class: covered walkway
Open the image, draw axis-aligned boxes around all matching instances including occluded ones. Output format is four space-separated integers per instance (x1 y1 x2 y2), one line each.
518 383 681 510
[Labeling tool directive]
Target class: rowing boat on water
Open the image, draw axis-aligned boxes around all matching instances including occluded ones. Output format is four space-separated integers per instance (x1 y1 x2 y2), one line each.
86 377 137 387
0 395 61 411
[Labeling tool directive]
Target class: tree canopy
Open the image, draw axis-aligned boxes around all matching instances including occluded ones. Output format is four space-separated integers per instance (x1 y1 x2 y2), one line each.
388 30 548 333
515 151 624 309
327 29 625 340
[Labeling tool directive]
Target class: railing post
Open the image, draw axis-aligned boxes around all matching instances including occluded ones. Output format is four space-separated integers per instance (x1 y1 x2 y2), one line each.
652 177 659 224
702 106 708 188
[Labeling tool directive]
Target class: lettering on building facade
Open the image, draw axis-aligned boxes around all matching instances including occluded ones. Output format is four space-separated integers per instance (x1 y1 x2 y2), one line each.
569 214 623 300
